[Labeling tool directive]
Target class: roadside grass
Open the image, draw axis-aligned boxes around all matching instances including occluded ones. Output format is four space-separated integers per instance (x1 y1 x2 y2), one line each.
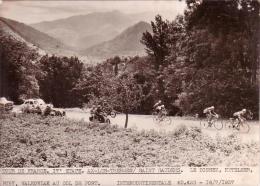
0 114 259 167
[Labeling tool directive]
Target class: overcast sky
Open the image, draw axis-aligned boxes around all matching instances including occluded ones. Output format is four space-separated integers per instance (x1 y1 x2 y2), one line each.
0 0 186 24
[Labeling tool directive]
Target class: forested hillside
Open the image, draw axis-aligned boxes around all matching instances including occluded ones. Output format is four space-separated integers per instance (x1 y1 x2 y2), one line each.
0 28 83 105
0 29 40 103
82 21 152 58
1 0 259 118
0 17 73 56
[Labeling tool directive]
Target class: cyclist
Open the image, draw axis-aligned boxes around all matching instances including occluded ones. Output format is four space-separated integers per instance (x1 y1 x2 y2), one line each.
203 106 218 126
233 109 247 128
102 100 109 109
102 99 112 114
153 100 166 118
95 105 106 122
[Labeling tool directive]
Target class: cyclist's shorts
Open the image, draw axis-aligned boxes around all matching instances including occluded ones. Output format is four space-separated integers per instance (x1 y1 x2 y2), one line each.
206 113 213 118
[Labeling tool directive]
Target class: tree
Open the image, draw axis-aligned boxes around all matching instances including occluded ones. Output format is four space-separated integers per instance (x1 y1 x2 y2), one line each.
141 15 171 70
93 75 143 128
107 56 121 76
115 76 143 128
37 55 83 107
72 65 107 107
178 0 260 117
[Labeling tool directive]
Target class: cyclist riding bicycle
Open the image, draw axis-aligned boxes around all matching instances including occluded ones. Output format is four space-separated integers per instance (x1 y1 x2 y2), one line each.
102 100 113 114
102 100 109 109
153 100 166 117
96 105 105 119
232 109 247 127
203 106 218 126
89 104 106 122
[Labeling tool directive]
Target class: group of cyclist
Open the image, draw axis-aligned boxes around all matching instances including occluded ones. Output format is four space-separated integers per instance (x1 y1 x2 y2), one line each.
90 99 252 128
203 106 249 128
153 100 251 128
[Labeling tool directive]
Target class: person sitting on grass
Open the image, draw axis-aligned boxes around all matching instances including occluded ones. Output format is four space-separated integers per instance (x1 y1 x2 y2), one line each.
203 106 218 126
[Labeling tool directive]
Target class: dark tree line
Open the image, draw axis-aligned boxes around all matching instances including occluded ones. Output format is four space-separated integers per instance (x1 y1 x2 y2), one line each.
37 55 83 107
0 32 84 107
140 0 259 118
0 32 40 103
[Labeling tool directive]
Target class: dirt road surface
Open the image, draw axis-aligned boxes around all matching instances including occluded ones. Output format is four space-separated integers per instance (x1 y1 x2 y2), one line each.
65 109 259 143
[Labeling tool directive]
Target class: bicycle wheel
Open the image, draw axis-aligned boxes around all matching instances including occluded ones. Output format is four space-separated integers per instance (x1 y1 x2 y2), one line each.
106 118 111 124
238 122 250 133
110 111 116 118
200 119 209 129
225 120 233 129
152 112 159 123
214 120 223 130
164 116 172 125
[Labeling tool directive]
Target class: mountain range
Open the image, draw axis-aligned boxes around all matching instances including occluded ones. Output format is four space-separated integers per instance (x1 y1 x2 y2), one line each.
82 21 151 58
1 11 153 61
31 11 139 50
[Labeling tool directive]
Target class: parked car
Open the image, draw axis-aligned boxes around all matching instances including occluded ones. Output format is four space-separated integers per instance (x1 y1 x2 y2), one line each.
0 97 14 112
21 98 53 114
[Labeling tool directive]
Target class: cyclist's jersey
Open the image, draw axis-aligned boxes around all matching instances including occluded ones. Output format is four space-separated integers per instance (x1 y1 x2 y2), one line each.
157 105 165 111
233 111 246 118
203 107 214 114
153 102 162 109
154 102 163 111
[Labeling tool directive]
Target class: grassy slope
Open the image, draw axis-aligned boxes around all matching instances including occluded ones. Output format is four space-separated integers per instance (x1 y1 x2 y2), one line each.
0 114 259 167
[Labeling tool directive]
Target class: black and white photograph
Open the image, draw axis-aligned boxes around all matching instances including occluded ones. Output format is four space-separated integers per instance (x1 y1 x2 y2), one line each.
0 0 259 184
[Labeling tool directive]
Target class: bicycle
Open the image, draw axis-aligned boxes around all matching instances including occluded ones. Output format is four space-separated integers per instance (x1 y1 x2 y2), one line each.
200 114 223 130
225 118 250 133
225 110 253 133
104 108 117 118
152 109 172 125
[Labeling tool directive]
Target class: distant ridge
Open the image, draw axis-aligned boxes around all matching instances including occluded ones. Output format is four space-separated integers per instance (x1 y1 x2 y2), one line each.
81 21 152 58
31 11 136 50
0 17 75 56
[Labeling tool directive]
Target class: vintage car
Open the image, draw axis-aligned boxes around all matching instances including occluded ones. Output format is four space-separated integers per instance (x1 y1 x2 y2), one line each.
21 98 53 114
0 97 14 112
